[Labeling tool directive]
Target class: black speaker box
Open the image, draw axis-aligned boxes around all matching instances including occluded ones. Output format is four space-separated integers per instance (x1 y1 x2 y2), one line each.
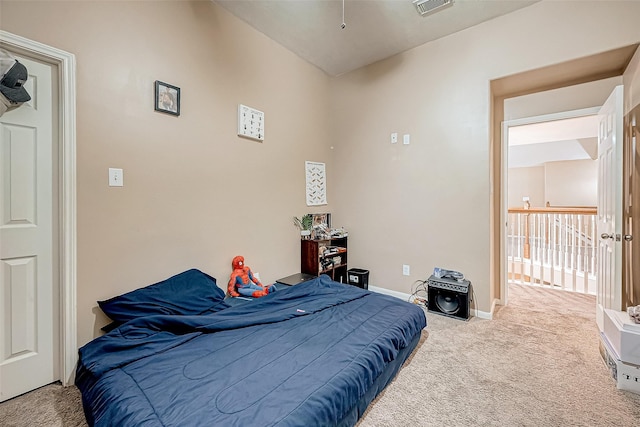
427 276 471 321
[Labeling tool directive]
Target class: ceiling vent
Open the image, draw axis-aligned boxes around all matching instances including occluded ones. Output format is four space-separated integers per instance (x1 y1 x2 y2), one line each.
413 0 453 17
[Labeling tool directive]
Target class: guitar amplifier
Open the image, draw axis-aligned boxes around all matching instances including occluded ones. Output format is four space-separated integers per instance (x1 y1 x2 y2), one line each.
427 275 471 320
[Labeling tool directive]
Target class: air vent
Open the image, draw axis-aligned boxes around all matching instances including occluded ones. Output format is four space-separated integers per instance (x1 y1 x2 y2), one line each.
413 0 453 16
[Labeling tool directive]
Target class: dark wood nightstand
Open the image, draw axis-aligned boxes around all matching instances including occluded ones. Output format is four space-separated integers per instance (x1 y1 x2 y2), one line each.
301 237 348 283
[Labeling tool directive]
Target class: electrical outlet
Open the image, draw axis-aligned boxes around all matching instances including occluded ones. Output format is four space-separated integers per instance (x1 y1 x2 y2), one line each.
617 361 640 393
391 132 398 144
602 339 640 394
402 264 410 276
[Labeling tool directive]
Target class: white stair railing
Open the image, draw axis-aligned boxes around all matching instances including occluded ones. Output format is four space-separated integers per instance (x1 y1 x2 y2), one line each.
507 207 597 295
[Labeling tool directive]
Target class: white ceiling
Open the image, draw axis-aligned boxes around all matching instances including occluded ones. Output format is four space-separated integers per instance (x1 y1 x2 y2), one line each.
508 116 599 147
508 116 599 168
215 0 539 76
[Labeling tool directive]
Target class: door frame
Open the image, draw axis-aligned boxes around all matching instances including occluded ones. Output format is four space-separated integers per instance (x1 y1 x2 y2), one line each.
490 44 639 316
500 107 600 305
0 31 77 386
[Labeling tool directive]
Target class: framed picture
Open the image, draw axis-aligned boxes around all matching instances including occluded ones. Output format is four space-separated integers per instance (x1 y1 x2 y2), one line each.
312 213 331 228
154 80 180 116
311 213 331 239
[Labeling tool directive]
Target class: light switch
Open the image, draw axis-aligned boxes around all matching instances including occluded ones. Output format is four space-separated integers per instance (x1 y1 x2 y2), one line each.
109 168 123 187
403 134 410 145
391 132 398 144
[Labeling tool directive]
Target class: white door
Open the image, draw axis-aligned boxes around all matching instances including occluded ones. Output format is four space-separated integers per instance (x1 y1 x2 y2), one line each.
596 85 623 332
0 56 57 401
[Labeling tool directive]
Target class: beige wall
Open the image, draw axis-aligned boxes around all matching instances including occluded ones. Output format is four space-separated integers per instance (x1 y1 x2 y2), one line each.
329 0 640 313
545 160 598 207
1 1 332 346
508 167 544 208
508 160 598 208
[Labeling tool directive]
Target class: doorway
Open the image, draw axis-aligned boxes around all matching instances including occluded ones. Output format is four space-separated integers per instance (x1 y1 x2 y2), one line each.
490 44 639 312
503 106 602 304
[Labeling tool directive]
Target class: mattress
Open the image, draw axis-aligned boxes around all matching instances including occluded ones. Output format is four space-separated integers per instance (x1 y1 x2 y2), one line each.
76 275 426 426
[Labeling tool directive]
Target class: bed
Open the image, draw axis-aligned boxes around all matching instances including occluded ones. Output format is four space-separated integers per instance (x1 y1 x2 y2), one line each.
76 269 427 426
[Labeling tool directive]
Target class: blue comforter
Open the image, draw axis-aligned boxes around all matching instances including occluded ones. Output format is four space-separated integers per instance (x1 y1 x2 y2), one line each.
76 276 426 426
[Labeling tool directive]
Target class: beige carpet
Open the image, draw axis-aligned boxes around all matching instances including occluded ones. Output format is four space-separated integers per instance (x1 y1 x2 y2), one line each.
1 284 639 426
0 382 84 426
358 284 640 426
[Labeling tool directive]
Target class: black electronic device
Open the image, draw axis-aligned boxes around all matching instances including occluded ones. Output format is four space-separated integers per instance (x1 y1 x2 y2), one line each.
275 273 316 287
427 274 471 320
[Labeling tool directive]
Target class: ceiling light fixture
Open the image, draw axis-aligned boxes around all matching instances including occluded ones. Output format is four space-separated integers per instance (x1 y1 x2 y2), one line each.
341 0 346 29
413 0 453 17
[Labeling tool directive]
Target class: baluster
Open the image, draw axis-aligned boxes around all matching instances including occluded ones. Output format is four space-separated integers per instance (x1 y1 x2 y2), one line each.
544 213 550 267
550 213 557 287
515 213 521 259
508 214 514 283
528 213 534 285
541 213 548 286
583 215 590 293
540 213 545 285
517 213 523 283
546 213 552 284
524 212 530 260
553 214 562 267
577 214 584 292
590 216 596 278
529 213 536 285
570 214 577 292
536 213 543 285
562 214 569 290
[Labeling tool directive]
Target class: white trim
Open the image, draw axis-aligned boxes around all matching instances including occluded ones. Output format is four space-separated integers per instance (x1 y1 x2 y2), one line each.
0 31 77 386
368 285 413 302
368 285 493 319
503 107 601 128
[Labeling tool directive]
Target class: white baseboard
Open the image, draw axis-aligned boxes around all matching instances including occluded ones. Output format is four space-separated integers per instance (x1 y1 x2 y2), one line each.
368 285 493 320
368 285 413 302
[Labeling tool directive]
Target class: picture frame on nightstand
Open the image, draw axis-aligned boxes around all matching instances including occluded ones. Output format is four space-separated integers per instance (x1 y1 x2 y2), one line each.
311 213 331 239
312 213 331 228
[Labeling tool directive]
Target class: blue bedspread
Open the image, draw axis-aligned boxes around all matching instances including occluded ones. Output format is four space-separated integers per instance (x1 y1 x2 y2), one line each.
76 275 426 426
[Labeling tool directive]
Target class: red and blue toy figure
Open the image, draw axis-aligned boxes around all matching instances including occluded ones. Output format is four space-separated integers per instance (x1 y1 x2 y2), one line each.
228 255 277 298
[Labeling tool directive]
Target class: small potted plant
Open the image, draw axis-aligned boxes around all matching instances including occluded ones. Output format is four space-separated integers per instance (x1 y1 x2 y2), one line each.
293 214 313 239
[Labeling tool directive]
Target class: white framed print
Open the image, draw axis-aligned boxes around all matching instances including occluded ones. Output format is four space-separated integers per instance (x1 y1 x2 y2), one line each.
305 161 327 206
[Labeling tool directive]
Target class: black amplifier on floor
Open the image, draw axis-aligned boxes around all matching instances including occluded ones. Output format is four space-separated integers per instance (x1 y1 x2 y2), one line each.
427 275 472 320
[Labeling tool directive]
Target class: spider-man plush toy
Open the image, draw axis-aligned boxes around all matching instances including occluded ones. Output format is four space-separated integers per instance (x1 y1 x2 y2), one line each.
228 255 277 298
